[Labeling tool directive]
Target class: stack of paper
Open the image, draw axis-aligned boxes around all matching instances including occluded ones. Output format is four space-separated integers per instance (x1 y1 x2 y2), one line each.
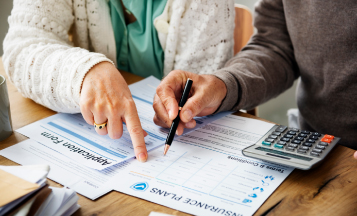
0 165 80 216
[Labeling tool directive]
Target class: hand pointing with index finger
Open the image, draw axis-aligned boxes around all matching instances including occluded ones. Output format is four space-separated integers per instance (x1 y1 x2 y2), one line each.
123 102 148 162
80 62 148 162
153 70 228 135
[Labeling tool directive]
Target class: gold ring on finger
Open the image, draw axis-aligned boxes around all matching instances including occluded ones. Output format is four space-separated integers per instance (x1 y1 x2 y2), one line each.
94 121 108 130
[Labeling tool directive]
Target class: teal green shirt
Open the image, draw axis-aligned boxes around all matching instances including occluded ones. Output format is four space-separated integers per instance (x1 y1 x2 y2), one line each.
109 0 166 79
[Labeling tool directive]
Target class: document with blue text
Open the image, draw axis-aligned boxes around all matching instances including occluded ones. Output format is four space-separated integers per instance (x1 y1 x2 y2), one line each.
16 76 230 170
107 115 294 216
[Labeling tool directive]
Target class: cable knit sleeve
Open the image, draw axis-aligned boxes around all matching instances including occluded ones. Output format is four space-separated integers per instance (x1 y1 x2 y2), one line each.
162 0 235 76
2 0 113 113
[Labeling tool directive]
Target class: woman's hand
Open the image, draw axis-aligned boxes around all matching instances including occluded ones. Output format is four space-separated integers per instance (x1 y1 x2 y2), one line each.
153 70 227 135
80 62 148 162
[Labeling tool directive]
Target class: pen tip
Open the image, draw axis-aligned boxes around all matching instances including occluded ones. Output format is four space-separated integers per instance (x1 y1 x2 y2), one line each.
163 144 170 156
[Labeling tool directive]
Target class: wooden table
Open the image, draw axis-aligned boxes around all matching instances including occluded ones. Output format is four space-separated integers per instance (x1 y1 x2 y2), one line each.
1 57 357 216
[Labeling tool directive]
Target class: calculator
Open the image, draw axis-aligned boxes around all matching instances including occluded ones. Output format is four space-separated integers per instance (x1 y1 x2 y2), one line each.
242 125 340 170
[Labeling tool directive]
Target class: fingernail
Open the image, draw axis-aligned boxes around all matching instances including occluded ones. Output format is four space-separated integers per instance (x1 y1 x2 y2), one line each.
176 130 179 135
186 121 194 128
138 153 147 162
169 109 174 119
183 110 192 122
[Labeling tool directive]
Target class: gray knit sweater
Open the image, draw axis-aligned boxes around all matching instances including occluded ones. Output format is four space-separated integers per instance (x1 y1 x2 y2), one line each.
214 0 357 149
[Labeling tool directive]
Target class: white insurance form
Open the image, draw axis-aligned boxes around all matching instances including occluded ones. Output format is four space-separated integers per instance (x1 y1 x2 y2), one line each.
15 76 229 170
107 115 294 216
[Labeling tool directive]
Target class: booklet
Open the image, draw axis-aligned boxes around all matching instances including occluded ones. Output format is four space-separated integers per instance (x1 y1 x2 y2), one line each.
0 165 79 216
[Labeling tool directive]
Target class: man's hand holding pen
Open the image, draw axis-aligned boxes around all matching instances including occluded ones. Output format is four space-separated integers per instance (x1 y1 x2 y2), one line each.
153 70 228 137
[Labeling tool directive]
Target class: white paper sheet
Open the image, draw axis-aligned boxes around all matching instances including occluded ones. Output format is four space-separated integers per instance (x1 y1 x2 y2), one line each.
0 164 49 184
16 76 230 170
0 165 80 216
1 115 294 215
0 165 48 215
107 115 294 216
38 187 65 216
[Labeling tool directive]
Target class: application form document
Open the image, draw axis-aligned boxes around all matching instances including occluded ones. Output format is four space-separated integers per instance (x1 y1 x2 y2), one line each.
16 76 229 170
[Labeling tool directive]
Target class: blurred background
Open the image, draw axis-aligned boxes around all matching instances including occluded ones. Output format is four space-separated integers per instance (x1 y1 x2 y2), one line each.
0 0 297 125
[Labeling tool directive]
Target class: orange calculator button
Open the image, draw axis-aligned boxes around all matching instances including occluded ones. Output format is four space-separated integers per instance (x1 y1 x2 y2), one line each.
324 135 334 139
321 138 332 143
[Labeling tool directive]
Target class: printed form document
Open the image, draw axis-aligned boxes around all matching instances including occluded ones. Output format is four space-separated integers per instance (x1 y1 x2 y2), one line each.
15 77 229 170
0 76 294 216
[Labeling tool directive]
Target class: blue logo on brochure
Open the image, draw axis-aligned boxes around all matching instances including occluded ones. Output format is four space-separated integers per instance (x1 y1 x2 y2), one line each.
242 199 252 203
131 182 149 192
248 193 257 198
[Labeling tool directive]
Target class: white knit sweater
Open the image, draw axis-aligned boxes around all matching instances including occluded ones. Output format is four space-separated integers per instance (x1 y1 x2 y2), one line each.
3 0 234 113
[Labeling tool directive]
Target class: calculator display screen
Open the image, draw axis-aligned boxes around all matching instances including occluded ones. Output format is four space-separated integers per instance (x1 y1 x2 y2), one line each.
255 147 313 161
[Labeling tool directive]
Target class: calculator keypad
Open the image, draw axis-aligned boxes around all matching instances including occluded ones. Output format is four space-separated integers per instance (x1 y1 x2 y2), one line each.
261 127 336 158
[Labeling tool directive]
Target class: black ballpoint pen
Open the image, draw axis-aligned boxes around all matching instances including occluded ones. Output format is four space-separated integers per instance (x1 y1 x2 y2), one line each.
163 78 193 155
